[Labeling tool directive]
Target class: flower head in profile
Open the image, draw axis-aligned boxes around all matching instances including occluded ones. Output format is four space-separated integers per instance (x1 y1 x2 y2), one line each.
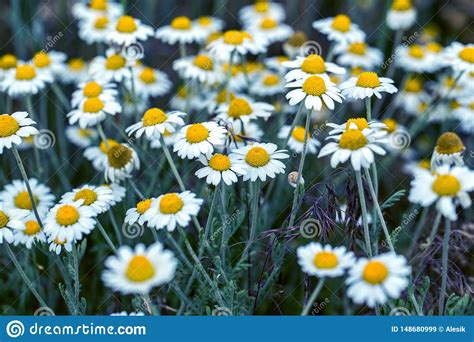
297 243 355 278
0 111 38 154
340 72 397 99
156 16 207 45
238 1 285 25
0 203 29 244
431 132 465 168
386 0 417 31
245 17 293 44
104 143 140 182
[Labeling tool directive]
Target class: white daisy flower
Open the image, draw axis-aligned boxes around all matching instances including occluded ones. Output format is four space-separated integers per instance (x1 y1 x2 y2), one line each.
232 142 289 182
193 16 224 36
0 54 17 80
386 0 417 31
207 30 266 61
0 178 55 219
263 55 291 74
346 253 411 308
102 242 177 295
246 17 293 44
173 54 224 85
173 122 227 160
1 63 53 97
396 45 434 73
312 14 365 44
431 132 465 168
48 235 74 255
65 126 98 148
228 121 264 148
104 143 140 182
340 72 397 99
30 51 67 80
169 86 202 112
334 41 383 70
239 1 285 25
0 111 38 154
43 200 96 242
143 191 203 232
110 311 145 316
394 77 428 115
283 54 346 82
125 198 153 226
150 129 179 149
326 118 387 135
89 49 133 82
216 97 274 124
195 153 248 186
61 185 114 215
285 75 344 111
67 95 121 128
443 42 474 73
108 15 154 46
297 243 355 278
78 15 112 45
71 79 119 109
277 125 321 154
409 165 474 221
249 72 286 97
104 182 127 206
436 74 465 99
155 16 207 45
126 108 185 140
128 65 171 99
84 139 119 171
456 98 474 133
72 0 122 21
0 203 29 244
13 218 46 249
60 58 89 84
283 31 308 59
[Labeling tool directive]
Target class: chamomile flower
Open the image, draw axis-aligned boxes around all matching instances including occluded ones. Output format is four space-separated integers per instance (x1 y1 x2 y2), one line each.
129 66 171 99
0 111 38 154
0 178 55 219
386 0 417 31
156 16 207 45
297 243 355 278
0 203 29 244
283 54 346 82
48 236 74 255
396 45 434 73
104 143 141 182
409 165 474 220
44 200 96 242
436 74 465 99
1 64 53 97
285 75 343 111
456 98 474 133
229 121 264 147
78 15 112 45
193 16 224 36
126 108 185 140
283 31 307 58
108 15 154 46
334 41 383 70
246 17 293 44
144 191 203 231
125 198 153 226
277 125 320 154
326 118 387 135
431 132 465 168
443 42 474 73
340 72 397 99
61 185 114 215
264 56 290 74
312 14 365 44
72 0 122 20
173 122 227 159
30 51 67 79
239 1 285 25
173 54 224 84
150 129 178 149
66 126 98 148
89 49 133 82
71 79 119 108
232 142 289 182
207 30 266 60
318 122 387 171
60 58 89 84
67 95 121 128
102 242 177 295
346 253 410 307
195 153 248 185
0 54 17 79
216 97 274 124
395 77 428 115
250 72 286 96
13 218 46 249
380 118 409 151
84 139 119 171
104 183 127 206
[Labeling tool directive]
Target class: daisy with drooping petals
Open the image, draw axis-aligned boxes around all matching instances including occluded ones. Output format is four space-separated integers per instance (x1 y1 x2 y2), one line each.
285 75 343 111
340 72 397 99
67 95 121 128
312 14 365 44
444 42 474 73
108 15 154 46
144 191 203 231
66 126 98 148
250 72 286 97
60 58 89 84
78 15 113 45
44 200 96 242
386 0 417 31
126 108 185 140
104 143 141 182
246 17 293 44
13 218 46 249
173 122 227 160
89 49 133 82
297 243 355 278
156 16 207 45
195 153 248 186
334 41 383 70
346 253 410 308
431 132 465 168
409 165 474 221
102 242 177 295
173 54 223 84
125 198 153 226
84 139 119 171
239 1 285 25
129 65 171 99
48 236 74 255
1 63 53 97
0 203 29 244
61 185 114 215
72 0 122 20
278 125 321 154
0 111 38 154
216 97 274 124
283 54 346 82
232 142 289 182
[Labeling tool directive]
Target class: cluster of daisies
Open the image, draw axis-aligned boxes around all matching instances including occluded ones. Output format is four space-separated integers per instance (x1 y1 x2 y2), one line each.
0 0 473 314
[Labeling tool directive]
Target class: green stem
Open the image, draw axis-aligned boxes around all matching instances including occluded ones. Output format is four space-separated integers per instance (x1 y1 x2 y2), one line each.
24 95 43 175
407 206 428 257
426 211 442 247
283 102 305 148
355 170 373 257
301 278 325 316
159 135 185 191
438 218 451 315
96 220 117 253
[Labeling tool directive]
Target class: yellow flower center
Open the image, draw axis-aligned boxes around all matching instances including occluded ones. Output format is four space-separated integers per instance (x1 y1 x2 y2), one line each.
94 16 109 29
143 108 167 126
313 251 338 269
408 45 424 59
186 123 209 143
0 114 20 138
68 58 85 71
291 126 310 143
83 97 104 113
363 261 389 285
245 146 270 167
432 174 461 196
216 90 235 104
301 54 326 74
426 42 442 53
56 205 80 226
208 154 231 171
177 86 187 98
116 15 137 33
435 132 464 154
193 55 214 71
383 118 398 133
0 211 9 228
0 54 17 69
79 129 94 137
302 75 327 96
99 139 118 153
331 14 351 32
90 0 107 10
105 54 126 70
14 191 38 210
444 76 455 88
459 47 474 63
287 31 307 47
348 42 367 55
449 100 460 110
260 17 278 29
345 118 369 130
107 144 133 168
15 65 36 80
33 52 51 68
391 0 412 11
171 16 192 30
83 81 102 97
263 74 279 86
159 193 184 214
139 67 156 84
418 159 430 170
255 1 269 13
228 98 253 118
24 220 41 236
136 199 152 214
277 55 289 63
405 78 422 93
125 255 155 282
223 30 244 45
356 72 381 88
338 129 368 150
74 188 98 206
197 16 212 26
